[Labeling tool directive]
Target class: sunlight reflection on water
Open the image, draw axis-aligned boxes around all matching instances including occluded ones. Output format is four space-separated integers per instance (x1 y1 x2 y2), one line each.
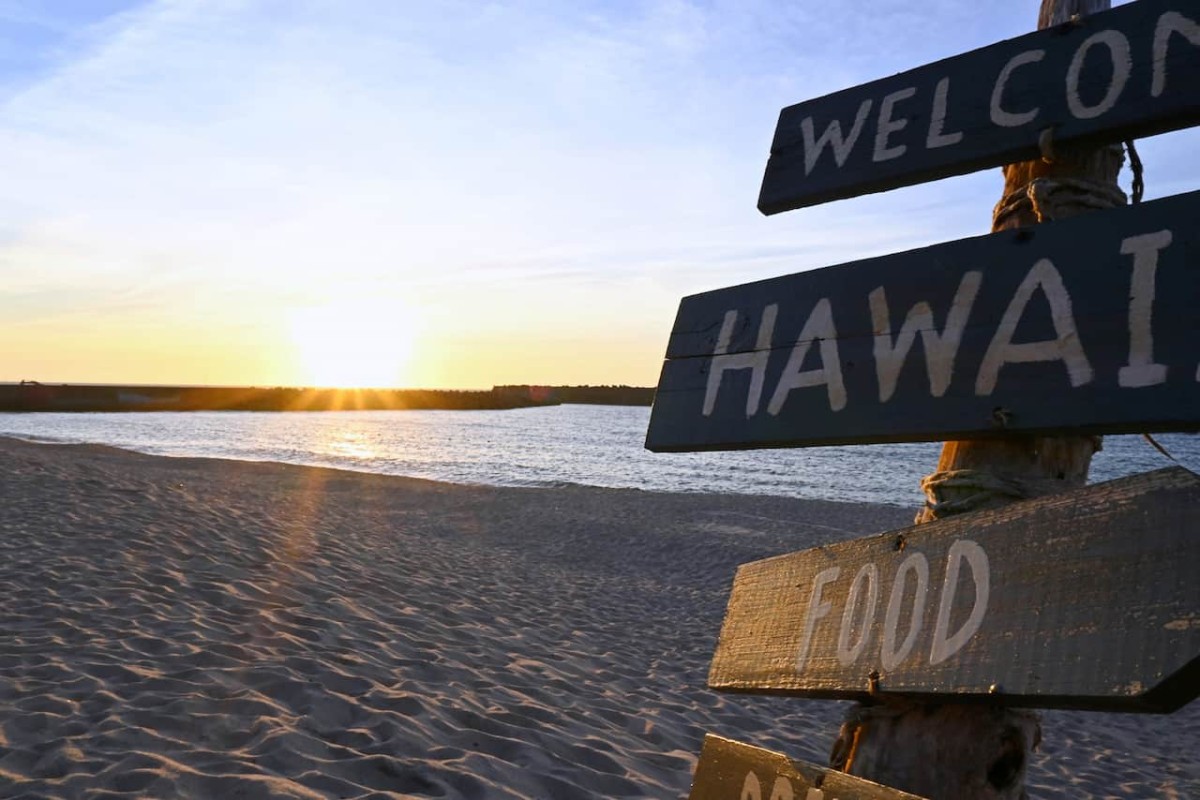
0 405 1195 509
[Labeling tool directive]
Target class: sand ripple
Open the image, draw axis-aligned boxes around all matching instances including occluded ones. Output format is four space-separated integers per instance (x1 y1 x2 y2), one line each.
0 438 1195 798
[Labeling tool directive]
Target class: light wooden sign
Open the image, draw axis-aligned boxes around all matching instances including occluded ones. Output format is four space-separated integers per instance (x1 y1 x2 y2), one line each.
689 735 928 800
708 468 1200 713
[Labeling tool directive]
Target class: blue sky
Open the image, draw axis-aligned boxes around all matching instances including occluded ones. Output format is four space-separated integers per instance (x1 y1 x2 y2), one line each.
0 0 1193 387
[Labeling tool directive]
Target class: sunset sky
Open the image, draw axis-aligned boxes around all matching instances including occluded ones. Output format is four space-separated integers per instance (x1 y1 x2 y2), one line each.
1 0 1194 389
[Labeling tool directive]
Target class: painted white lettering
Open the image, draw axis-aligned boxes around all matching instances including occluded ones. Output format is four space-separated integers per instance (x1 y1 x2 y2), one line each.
975 259 1093 396
1066 30 1131 120
1119 231 1173 388
735 777 811 800
991 50 1045 127
881 552 929 672
873 86 917 163
770 776 795 800
801 100 873 176
742 771 763 800
927 77 964 149
796 567 841 673
837 563 879 666
768 299 847 415
930 540 990 665
870 271 982 403
1153 11 1200 97
703 305 778 417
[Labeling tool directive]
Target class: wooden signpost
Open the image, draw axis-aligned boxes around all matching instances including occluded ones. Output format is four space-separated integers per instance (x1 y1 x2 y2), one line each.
689 735 928 800
758 0 1200 213
706 467 1200 713
655 0 1200 796
646 190 1200 452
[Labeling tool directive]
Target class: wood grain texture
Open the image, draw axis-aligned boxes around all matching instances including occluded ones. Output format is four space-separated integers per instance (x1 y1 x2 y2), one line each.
707 467 1200 712
646 190 1200 452
758 0 1200 213
689 735 929 800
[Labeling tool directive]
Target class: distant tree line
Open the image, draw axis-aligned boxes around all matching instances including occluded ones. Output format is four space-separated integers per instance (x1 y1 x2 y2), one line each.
0 384 559 412
495 385 655 406
0 383 656 412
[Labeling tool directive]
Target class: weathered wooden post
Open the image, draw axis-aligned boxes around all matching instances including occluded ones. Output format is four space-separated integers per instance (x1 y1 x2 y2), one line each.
646 1 1200 797
913 0 1121 529
830 3 1116 797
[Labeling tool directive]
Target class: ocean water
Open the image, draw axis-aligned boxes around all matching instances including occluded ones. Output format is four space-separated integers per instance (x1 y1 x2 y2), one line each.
0 405 1195 509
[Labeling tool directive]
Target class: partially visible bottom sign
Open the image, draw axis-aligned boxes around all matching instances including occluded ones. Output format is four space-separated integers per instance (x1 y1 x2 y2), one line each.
689 734 927 800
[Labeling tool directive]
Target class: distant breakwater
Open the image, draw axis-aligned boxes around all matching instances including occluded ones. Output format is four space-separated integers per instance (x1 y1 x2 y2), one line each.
0 383 654 412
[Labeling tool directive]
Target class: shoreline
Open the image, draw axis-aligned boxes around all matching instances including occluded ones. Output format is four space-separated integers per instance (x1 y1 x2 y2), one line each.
0 433 922 510
0 438 1195 798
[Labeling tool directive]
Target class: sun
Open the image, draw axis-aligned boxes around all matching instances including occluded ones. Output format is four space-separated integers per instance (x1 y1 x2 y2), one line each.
289 298 422 388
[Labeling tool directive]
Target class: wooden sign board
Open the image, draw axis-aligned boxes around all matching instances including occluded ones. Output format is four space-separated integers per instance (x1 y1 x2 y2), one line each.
690 734 928 800
707 467 1200 713
759 0 1200 213
646 190 1200 453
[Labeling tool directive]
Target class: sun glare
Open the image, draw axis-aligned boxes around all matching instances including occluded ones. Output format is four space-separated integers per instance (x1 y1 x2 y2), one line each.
289 299 422 388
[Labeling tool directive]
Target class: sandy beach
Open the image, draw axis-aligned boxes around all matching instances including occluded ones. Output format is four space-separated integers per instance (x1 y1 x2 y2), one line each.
0 436 1195 799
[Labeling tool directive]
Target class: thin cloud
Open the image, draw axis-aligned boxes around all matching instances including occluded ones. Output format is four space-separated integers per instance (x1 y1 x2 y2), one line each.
0 0 1193 385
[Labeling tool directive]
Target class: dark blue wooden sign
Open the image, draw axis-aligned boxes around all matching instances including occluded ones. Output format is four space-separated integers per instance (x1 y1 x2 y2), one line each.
646 191 1200 452
759 0 1200 213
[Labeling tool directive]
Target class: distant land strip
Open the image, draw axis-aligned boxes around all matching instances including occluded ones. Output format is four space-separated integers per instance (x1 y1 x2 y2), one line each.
0 383 655 413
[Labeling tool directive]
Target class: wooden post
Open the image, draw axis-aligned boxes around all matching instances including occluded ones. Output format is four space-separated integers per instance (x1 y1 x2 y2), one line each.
830 2 1120 797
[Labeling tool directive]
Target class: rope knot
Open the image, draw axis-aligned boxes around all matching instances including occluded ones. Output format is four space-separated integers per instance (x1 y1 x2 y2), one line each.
918 469 1029 521
993 175 1126 228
